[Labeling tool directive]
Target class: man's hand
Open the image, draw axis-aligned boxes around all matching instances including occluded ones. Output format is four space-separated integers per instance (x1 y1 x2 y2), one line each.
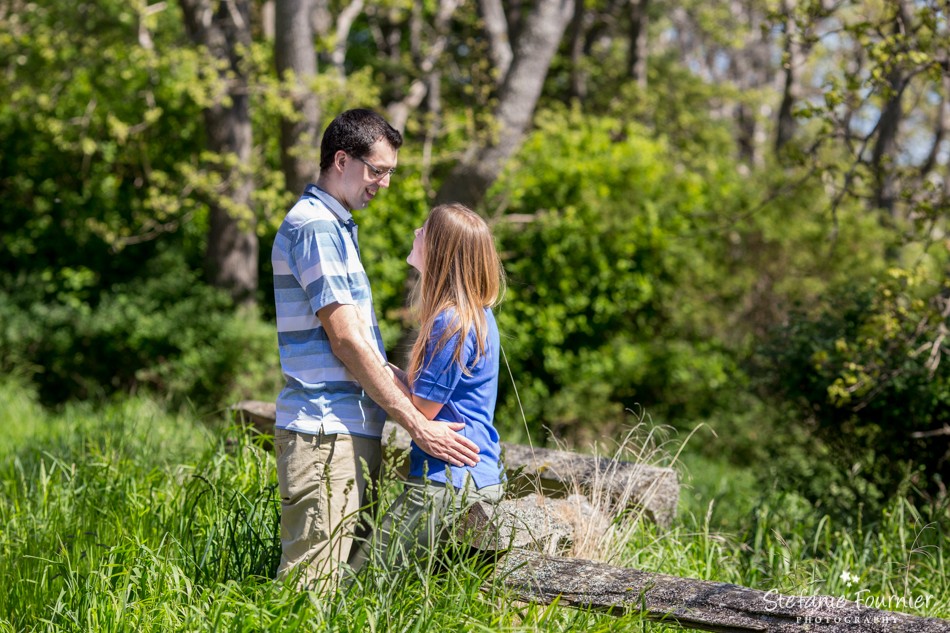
408 418 480 468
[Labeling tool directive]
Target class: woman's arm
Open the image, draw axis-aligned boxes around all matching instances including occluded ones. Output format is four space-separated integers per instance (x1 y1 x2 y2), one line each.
387 362 445 419
411 394 444 420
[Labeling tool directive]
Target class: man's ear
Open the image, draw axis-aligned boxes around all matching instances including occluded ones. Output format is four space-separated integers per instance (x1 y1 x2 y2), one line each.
335 150 347 172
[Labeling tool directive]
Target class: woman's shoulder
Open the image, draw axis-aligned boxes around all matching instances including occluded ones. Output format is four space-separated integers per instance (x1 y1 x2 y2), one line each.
432 306 458 328
432 306 494 327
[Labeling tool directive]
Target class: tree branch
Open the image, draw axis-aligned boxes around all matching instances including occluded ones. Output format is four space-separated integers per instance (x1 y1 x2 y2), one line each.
911 424 950 439
386 0 461 134
478 0 513 83
330 0 364 77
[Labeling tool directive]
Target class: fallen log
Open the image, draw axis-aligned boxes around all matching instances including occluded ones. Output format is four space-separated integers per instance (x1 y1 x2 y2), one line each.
230 399 679 527
463 498 950 633
495 550 950 633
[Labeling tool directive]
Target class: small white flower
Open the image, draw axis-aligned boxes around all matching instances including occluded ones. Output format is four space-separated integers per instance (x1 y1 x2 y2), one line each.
839 570 859 587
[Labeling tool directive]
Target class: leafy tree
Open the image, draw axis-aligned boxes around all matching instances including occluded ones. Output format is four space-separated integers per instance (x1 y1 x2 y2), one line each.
2 0 944 520
488 107 735 439
754 264 950 507
776 0 949 232
0 0 206 288
179 0 258 305
0 0 286 407
486 98 899 451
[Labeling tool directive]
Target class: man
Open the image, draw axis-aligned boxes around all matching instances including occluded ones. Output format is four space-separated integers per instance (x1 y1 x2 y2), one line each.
271 109 480 587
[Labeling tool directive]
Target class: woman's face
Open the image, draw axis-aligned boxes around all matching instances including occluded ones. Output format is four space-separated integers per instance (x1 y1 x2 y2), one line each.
407 222 426 272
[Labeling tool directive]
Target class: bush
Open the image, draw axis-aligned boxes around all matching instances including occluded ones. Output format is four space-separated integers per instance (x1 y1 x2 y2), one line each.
0 250 282 412
753 265 950 510
487 107 743 441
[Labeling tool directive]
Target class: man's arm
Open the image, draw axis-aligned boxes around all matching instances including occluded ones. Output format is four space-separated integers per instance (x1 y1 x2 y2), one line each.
384 363 412 399
387 362 408 386
318 302 480 467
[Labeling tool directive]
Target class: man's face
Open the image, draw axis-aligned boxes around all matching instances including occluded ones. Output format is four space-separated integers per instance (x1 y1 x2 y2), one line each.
337 139 398 211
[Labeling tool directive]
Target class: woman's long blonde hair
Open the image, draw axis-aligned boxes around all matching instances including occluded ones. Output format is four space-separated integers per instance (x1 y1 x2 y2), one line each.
407 203 506 387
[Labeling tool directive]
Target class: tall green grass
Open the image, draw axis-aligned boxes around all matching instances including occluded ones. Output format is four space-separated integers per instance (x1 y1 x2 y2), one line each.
0 379 946 631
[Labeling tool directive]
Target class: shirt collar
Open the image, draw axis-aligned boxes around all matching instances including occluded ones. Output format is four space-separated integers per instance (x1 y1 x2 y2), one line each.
303 184 354 225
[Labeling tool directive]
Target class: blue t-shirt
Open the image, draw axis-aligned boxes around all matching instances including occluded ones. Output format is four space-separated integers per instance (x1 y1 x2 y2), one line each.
408 308 504 489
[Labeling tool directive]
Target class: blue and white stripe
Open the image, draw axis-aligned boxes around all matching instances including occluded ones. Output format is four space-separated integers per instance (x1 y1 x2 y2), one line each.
272 186 387 438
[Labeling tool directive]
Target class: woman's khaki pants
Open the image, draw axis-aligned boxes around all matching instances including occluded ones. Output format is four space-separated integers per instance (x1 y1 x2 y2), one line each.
350 475 504 572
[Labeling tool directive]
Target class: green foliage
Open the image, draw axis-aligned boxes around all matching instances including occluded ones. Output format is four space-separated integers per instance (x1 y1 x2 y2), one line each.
490 107 697 437
2 0 942 517
0 251 282 411
487 104 882 445
779 0 949 236
0 1 211 280
0 1 297 411
754 263 950 510
618 58 740 160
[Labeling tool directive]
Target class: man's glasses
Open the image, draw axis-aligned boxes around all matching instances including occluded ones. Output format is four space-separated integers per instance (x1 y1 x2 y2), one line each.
356 156 396 180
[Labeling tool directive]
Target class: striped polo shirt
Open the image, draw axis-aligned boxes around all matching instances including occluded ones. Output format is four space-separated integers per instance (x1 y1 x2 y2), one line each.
271 185 387 438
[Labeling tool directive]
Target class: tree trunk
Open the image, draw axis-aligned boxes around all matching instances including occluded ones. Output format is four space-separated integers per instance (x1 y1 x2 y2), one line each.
567 0 589 100
479 0 514 83
870 2 910 219
728 45 756 165
728 0 770 167
936 75 950 197
386 0 461 135
275 0 320 195
330 0 364 77
871 75 904 218
179 0 258 306
920 75 947 178
775 0 803 153
436 0 575 209
627 0 648 88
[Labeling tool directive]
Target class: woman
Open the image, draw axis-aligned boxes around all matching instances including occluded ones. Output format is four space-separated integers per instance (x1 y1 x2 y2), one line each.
364 202 507 569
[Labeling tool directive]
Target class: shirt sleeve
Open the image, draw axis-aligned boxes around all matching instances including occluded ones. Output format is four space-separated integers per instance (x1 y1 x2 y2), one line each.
290 219 354 315
412 311 473 404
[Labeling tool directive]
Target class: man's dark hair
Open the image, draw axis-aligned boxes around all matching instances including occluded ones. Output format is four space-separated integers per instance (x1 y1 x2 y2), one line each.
319 109 403 171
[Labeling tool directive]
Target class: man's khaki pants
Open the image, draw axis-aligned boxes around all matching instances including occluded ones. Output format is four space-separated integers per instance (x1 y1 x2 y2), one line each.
274 428 381 589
